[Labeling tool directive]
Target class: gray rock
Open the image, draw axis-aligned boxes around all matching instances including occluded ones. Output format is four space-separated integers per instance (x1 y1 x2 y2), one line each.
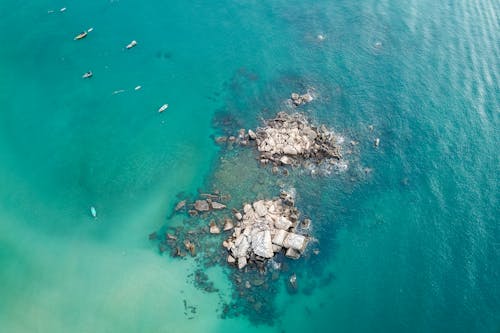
194 200 210 212
301 93 313 103
174 200 186 211
209 220 221 234
211 201 226 210
301 218 311 229
285 248 301 259
215 136 228 143
248 129 257 140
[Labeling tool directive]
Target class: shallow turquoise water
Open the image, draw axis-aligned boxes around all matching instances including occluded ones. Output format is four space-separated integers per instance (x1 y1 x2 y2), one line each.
0 0 498 332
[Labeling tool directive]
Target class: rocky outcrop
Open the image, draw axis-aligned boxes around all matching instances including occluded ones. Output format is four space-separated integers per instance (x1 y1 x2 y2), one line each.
223 191 310 269
253 112 342 167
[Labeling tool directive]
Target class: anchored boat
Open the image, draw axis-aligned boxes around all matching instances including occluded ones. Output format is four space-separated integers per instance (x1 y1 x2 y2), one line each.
82 71 93 79
90 206 97 218
158 104 169 113
74 31 87 40
126 40 137 49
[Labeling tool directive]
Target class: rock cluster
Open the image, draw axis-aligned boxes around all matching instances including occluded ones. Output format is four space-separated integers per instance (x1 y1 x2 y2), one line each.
290 92 314 106
183 196 227 217
223 191 310 270
252 112 342 166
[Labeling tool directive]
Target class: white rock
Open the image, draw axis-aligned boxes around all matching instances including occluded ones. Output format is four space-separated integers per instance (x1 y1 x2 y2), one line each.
227 255 236 264
272 229 288 246
283 233 308 251
283 145 298 155
280 156 292 165
238 256 247 269
234 234 245 247
243 204 253 213
234 236 250 258
243 227 252 236
275 216 293 230
251 230 274 258
253 200 268 217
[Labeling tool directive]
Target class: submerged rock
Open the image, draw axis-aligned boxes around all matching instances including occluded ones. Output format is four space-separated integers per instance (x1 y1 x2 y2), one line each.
290 91 314 106
175 200 187 211
194 200 210 212
184 240 196 256
211 201 227 210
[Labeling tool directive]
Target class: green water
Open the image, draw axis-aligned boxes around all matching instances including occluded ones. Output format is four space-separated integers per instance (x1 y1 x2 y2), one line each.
0 0 498 332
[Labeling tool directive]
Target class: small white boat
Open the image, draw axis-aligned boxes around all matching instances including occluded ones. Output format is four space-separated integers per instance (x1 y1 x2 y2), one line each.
74 31 87 40
158 104 169 113
126 40 137 49
134 85 142 91
90 206 97 218
60 7 67 12
82 71 93 79
87 27 94 33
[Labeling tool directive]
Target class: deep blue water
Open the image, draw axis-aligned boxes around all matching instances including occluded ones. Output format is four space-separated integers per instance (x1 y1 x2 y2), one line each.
0 0 498 332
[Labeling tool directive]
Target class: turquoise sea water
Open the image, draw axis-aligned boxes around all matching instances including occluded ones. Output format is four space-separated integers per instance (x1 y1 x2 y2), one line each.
0 0 498 332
